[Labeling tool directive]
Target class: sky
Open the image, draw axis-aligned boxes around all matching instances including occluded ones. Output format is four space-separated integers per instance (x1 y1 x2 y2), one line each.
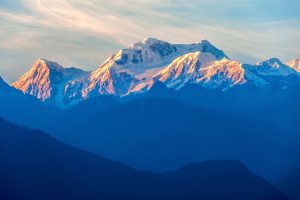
0 0 299 83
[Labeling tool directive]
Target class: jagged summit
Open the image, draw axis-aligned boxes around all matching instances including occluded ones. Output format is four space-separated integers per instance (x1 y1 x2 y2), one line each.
198 59 246 89
99 38 227 78
153 51 220 89
150 45 243 91
135 37 168 46
33 58 64 71
257 58 283 67
143 37 161 43
199 40 229 60
37 57 51 63
253 58 296 76
129 37 177 59
12 58 65 95
12 59 87 102
81 38 228 99
32 58 85 73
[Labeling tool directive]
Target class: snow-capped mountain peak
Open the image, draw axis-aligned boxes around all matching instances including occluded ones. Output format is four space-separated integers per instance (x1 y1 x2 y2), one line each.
34 58 64 72
252 58 296 76
83 38 229 98
93 38 228 80
257 58 283 68
152 51 220 89
146 40 237 92
90 37 178 79
198 40 229 59
197 59 246 89
132 37 172 49
12 58 87 102
286 59 300 72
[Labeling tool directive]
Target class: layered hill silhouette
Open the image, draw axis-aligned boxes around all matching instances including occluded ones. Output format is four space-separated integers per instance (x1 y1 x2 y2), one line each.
0 37 299 197
0 117 289 200
48 97 300 181
141 82 300 134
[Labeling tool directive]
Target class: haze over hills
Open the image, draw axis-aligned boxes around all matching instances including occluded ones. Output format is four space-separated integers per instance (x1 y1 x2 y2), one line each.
0 117 289 200
0 37 300 184
6 37 300 108
0 0 299 197
48 97 300 182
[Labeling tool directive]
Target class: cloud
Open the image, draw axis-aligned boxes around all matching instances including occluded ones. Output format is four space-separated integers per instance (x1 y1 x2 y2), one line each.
0 0 299 82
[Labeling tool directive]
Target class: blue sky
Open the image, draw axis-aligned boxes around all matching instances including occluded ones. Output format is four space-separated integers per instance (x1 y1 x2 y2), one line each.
0 0 299 83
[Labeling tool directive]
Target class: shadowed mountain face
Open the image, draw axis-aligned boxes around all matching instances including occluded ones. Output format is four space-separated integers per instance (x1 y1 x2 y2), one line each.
0 118 289 200
0 77 62 129
140 82 300 134
49 97 300 182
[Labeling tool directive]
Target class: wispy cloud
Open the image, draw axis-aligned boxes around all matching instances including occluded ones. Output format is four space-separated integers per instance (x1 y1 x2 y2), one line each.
0 0 299 83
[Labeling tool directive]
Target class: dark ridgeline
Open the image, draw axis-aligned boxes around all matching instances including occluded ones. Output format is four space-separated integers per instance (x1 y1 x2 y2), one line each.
279 167 300 200
49 93 300 182
0 118 289 200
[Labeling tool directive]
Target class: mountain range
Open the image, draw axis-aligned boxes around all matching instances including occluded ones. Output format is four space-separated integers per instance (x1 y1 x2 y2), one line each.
47 97 300 182
0 37 300 187
0 117 290 200
4 37 299 108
